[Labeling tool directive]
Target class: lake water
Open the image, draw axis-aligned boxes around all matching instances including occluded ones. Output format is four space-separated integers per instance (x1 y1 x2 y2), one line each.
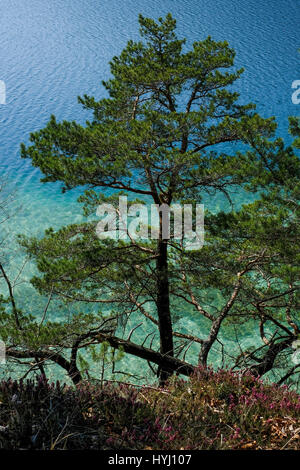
0 0 299 382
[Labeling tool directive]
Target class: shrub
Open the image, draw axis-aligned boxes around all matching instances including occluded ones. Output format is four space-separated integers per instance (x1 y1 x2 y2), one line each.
0 368 299 450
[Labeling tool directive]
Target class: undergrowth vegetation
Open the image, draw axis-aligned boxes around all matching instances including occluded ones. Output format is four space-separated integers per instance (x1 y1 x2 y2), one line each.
0 367 299 450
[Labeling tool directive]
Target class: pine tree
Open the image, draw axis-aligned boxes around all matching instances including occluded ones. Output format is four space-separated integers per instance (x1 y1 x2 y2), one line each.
2 14 297 385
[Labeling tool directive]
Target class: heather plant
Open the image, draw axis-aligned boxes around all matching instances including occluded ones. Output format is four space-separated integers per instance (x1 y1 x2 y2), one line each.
0 377 161 450
0 369 298 450
142 367 300 450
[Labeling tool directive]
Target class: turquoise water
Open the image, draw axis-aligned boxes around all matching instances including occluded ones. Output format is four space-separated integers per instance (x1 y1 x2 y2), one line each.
0 0 299 382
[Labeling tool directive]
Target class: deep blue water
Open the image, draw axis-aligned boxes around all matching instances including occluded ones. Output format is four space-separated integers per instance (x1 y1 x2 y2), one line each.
0 0 299 232
0 0 299 380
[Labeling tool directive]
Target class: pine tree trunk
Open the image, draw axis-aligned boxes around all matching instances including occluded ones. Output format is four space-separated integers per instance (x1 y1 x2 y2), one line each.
156 228 174 385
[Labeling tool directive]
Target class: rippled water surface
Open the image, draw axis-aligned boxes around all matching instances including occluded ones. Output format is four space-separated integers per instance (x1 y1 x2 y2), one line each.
0 0 299 380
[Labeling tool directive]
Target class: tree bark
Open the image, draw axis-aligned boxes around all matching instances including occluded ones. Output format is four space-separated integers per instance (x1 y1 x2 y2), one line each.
249 337 294 377
6 348 82 385
96 332 194 377
156 233 174 385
